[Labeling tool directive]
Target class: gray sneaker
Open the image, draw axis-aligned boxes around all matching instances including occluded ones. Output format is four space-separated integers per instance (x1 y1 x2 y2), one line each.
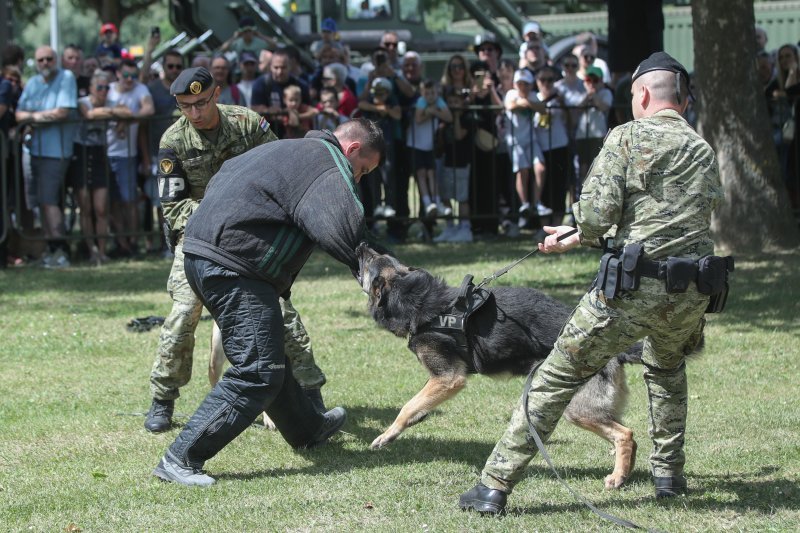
153 452 215 487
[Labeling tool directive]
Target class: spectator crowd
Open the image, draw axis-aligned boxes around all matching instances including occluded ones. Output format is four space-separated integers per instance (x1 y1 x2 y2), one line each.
1 16 798 268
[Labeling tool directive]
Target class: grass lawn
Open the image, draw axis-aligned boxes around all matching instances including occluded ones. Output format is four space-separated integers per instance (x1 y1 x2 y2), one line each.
1 240 798 532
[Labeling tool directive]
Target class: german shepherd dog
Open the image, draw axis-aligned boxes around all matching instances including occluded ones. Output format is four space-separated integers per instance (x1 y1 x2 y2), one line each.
356 243 643 489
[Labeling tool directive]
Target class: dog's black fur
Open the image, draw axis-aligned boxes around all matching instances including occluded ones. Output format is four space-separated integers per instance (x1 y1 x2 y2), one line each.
357 244 643 489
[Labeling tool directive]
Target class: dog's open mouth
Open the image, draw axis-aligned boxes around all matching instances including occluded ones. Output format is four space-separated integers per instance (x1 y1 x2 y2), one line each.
356 242 374 290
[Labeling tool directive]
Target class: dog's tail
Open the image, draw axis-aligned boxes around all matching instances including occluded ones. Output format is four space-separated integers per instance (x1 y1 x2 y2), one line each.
615 334 706 366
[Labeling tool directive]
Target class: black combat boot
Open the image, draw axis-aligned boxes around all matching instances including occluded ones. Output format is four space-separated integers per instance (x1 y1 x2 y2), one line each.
304 388 326 414
144 399 174 433
459 483 508 514
654 475 688 498
305 406 347 448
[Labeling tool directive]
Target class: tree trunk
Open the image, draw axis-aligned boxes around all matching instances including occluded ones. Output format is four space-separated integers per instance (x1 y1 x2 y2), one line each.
691 0 799 253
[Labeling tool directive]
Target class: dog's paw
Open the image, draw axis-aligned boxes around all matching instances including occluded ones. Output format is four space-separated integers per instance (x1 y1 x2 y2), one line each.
262 412 277 431
370 431 399 449
604 473 627 490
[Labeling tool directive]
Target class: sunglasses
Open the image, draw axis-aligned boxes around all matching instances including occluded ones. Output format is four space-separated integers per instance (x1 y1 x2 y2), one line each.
563 62 578 68
94 84 110 91
583 54 596 60
383 42 398 48
478 47 495 53
450 63 465 70
121 71 137 79
165 63 183 70
538 77 555 83
37 56 54 63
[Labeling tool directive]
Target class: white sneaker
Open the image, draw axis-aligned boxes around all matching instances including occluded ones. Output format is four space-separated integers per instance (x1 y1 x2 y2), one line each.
449 226 473 242
519 202 532 218
373 205 385 218
438 202 453 217
434 225 457 243
382 204 396 218
536 203 553 216
425 203 438 219
518 216 529 229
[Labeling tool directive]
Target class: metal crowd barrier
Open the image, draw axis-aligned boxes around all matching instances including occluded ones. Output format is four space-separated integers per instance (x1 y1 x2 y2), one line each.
3 97 797 262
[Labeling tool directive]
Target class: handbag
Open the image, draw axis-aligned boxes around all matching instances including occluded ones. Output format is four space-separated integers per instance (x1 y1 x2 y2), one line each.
474 127 498 152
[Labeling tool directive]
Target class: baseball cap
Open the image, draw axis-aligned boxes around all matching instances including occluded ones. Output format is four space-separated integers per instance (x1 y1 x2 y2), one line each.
585 65 603 80
522 21 541 37
513 69 534 85
100 23 118 35
240 51 258 64
371 77 393 92
321 18 337 33
474 33 502 55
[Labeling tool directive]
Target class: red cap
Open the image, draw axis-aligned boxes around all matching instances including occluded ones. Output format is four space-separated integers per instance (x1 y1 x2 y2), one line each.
100 23 118 35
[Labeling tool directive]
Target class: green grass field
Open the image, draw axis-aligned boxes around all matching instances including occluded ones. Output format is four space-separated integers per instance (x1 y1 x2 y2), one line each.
1 241 798 532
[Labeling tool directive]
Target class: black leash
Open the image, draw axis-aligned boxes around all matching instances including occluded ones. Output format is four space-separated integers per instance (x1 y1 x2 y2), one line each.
477 227 659 531
475 228 578 290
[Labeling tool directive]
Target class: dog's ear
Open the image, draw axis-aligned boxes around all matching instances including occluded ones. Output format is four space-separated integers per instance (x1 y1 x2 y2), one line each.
371 276 389 307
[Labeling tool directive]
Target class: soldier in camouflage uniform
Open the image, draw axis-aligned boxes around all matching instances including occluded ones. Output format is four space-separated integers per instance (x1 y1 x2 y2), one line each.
145 67 327 433
460 52 724 514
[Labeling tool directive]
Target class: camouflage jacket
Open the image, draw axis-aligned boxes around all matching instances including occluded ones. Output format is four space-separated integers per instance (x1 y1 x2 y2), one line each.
575 109 723 259
157 104 278 236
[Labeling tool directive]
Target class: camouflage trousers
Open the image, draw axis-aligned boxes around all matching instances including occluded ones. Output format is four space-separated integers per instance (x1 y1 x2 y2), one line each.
149 242 326 400
481 278 707 493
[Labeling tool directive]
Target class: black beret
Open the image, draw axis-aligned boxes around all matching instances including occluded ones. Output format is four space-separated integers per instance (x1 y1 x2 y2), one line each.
170 67 214 96
632 51 693 100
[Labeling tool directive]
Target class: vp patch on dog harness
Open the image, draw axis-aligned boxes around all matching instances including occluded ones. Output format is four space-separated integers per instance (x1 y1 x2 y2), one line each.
420 274 493 372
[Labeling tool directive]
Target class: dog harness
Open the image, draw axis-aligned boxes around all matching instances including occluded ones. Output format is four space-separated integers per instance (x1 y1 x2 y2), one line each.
415 274 493 373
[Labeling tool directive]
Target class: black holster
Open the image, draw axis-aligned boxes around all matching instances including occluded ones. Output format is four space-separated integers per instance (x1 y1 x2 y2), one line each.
162 222 179 253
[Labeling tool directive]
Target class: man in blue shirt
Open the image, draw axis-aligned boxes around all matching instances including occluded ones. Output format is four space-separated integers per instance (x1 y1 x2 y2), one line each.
16 45 78 268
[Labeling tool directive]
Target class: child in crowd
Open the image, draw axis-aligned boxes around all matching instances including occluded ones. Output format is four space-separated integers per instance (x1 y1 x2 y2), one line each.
434 87 474 243
314 87 348 131
504 69 550 223
282 84 316 139
357 77 401 218
407 79 452 218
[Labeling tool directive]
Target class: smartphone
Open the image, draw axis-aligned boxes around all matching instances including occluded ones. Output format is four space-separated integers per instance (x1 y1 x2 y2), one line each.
151 26 160 38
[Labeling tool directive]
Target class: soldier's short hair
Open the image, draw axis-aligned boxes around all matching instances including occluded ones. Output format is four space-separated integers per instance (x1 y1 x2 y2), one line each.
335 118 385 157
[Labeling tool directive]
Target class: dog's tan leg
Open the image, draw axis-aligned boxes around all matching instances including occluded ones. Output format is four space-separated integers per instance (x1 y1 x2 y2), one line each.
370 373 466 449
209 321 225 386
209 321 276 430
568 416 637 489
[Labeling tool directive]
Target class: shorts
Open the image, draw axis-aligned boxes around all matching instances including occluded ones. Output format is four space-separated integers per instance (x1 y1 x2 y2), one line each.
439 165 470 203
69 145 110 190
30 156 70 206
412 149 435 172
508 141 543 173
109 156 138 203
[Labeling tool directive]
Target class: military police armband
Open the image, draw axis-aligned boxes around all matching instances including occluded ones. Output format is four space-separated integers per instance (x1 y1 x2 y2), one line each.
156 148 189 203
